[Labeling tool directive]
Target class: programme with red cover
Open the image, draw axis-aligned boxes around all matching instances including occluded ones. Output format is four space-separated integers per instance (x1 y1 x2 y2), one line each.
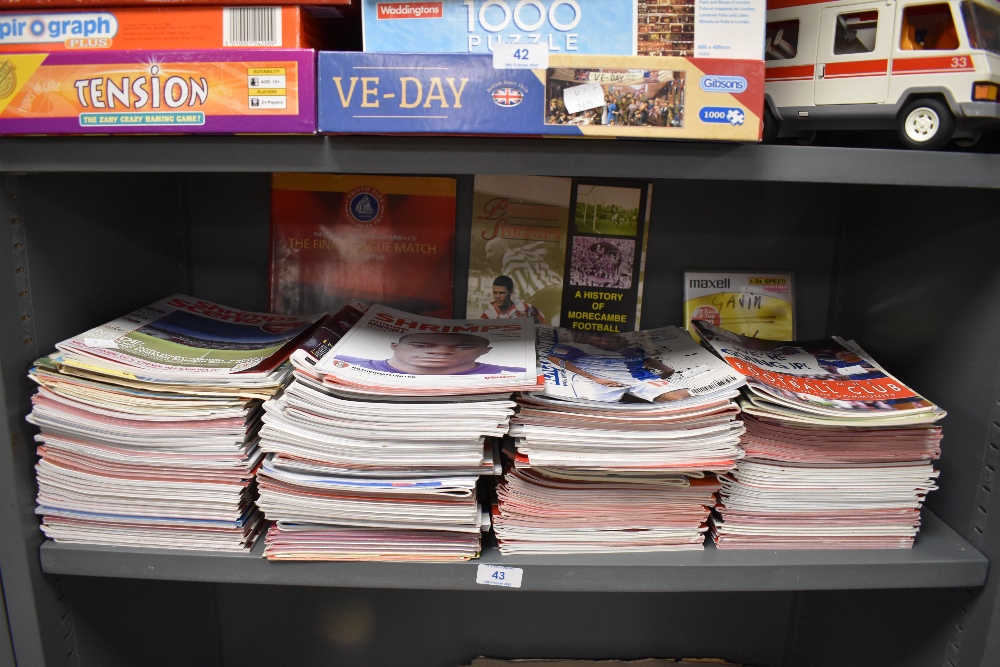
271 173 457 318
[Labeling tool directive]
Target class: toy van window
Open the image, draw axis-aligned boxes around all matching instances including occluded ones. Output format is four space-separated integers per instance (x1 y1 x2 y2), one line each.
766 20 799 60
901 4 959 49
834 11 879 55
961 1 1000 56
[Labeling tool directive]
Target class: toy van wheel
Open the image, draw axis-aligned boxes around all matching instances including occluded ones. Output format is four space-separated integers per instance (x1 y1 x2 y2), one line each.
794 131 819 146
897 99 954 150
762 106 780 144
953 132 982 149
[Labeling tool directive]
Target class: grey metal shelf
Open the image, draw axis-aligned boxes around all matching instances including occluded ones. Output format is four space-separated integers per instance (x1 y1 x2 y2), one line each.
38 510 987 592
2 135 1000 188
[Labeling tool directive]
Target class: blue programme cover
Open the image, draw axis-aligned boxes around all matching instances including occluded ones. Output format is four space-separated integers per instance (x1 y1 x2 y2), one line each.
361 0 636 54
318 52 764 142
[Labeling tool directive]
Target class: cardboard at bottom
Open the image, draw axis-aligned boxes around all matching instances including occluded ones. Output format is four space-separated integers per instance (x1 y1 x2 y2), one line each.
318 52 763 142
0 49 316 135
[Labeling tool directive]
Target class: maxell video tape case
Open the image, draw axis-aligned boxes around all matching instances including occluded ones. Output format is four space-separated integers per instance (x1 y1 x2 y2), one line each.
683 271 795 342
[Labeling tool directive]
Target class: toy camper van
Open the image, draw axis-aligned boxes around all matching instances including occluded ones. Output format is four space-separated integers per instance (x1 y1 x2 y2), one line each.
764 0 1000 149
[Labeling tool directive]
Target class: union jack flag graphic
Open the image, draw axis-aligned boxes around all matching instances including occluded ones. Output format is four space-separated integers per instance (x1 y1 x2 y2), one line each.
492 87 524 107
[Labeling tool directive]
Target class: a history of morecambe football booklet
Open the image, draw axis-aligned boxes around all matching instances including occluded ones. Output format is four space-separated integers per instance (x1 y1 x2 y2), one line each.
313 305 541 392
271 173 457 318
467 175 651 333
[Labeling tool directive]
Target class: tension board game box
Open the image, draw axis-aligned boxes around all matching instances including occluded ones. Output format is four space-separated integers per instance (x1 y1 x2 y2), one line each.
318 52 763 141
0 6 322 52
0 49 316 134
361 0 765 59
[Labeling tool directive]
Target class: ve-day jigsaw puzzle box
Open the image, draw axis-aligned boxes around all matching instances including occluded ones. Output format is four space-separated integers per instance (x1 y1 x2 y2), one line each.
318 52 764 141
361 0 765 59
0 49 316 134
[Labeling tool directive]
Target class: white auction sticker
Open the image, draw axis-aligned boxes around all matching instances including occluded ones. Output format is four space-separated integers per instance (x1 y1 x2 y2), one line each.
563 82 605 114
83 338 118 349
476 564 523 588
493 43 548 70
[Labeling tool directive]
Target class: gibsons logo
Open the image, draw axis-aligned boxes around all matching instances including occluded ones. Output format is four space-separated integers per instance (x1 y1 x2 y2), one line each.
345 186 387 227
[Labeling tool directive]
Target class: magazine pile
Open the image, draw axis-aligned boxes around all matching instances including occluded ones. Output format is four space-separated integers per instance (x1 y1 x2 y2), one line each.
693 320 944 549
26 295 323 551
255 304 540 561
493 325 747 554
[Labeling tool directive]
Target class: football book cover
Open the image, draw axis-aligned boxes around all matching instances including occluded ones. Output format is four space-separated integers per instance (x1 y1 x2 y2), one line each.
271 173 457 318
467 175 651 333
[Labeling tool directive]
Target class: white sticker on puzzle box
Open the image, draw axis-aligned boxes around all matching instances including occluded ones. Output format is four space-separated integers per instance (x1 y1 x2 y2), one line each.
563 82 605 114
493 43 549 70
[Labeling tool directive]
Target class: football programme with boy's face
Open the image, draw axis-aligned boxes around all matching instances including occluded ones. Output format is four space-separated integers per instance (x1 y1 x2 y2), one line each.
389 333 493 374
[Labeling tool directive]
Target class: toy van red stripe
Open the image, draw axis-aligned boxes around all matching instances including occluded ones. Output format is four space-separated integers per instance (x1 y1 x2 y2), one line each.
892 55 975 74
824 59 888 78
766 64 815 81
